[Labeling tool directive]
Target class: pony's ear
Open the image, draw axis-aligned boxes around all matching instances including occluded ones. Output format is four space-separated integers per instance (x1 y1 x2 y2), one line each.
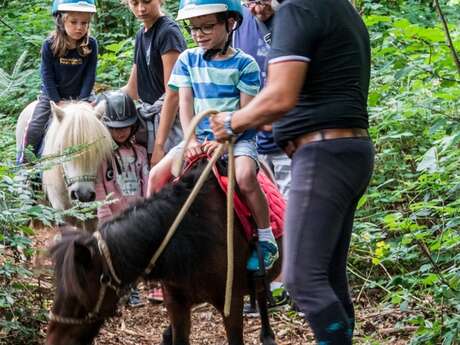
73 241 93 270
94 100 106 119
50 101 65 122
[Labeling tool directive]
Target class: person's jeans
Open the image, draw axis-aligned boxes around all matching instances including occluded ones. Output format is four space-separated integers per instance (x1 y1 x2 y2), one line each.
283 137 374 343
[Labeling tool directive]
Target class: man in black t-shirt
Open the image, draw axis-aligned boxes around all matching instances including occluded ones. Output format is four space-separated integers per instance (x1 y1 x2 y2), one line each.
211 0 374 344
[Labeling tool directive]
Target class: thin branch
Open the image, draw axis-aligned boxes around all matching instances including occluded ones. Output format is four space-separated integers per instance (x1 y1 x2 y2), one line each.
433 0 460 76
416 239 458 292
0 16 39 48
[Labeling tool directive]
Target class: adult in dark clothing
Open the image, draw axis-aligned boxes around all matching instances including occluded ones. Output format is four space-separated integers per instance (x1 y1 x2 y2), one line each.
122 0 187 166
211 0 374 344
234 1 291 199
18 0 98 163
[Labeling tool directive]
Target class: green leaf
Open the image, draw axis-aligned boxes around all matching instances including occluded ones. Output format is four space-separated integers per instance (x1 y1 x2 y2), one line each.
417 147 438 173
422 274 439 286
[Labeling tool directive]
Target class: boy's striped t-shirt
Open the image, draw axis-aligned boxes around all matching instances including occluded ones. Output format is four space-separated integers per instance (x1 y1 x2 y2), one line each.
168 47 261 141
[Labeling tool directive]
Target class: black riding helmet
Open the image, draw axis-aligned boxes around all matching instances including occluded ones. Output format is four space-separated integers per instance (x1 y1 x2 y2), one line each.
99 91 138 128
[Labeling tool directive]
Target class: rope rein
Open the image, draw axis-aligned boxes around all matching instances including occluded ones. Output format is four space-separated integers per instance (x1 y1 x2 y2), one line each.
148 109 236 317
49 109 237 324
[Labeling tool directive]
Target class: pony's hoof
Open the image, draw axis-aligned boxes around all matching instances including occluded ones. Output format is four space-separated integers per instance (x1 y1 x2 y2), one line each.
262 337 277 345
160 325 173 345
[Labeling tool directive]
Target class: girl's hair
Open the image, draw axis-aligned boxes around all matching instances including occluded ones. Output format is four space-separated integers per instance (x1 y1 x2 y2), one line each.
51 12 93 58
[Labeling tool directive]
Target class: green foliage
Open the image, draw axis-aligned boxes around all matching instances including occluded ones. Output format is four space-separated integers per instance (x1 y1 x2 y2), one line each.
0 0 459 343
350 1 460 343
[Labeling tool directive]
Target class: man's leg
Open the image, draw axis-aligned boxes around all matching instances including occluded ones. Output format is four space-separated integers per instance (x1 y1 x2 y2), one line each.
283 138 374 345
270 151 291 200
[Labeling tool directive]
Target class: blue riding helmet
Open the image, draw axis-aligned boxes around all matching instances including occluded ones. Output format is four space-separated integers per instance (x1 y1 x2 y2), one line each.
177 0 242 21
52 0 97 16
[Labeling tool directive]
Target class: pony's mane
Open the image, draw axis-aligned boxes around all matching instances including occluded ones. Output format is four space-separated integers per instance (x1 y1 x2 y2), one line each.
43 101 113 172
49 229 96 307
100 161 220 283
50 161 225 292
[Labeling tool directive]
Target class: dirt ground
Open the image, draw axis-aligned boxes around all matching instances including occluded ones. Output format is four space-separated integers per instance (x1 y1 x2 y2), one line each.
33 226 414 345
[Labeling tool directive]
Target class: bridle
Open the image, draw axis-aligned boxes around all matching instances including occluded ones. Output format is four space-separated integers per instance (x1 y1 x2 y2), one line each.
63 174 97 187
48 231 125 325
61 163 97 188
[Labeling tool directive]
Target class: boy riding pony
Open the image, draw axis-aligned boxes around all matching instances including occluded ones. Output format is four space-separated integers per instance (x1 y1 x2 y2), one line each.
147 0 279 271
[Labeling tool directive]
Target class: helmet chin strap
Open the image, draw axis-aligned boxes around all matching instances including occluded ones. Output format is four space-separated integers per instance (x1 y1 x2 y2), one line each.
203 16 237 61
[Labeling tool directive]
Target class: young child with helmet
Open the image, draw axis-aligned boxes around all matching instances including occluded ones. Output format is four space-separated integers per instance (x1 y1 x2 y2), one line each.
95 91 149 224
147 0 279 272
95 90 149 307
18 0 98 163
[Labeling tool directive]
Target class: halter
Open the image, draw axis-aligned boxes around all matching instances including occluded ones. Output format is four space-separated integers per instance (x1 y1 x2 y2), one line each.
63 174 97 187
48 231 125 325
61 159 98 187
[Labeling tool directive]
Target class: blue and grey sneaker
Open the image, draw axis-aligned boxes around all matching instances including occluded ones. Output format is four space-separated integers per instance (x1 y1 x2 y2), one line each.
127 288 145 308
246 241 279 271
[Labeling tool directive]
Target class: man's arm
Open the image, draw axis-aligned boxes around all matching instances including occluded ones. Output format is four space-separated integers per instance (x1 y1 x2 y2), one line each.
121 64 139 101
211 61 308 140
150 50 181 166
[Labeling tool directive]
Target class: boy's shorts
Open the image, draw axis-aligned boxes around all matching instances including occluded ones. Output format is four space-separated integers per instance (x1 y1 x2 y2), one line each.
169 138 258 163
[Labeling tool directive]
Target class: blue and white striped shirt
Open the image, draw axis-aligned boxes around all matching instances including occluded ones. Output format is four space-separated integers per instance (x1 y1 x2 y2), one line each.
169 47 260 141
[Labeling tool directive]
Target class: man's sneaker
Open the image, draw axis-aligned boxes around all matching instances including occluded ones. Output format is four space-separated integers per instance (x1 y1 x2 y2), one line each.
243 302 260 317
246 241 279 271
270 286 290 310
127 288 145 308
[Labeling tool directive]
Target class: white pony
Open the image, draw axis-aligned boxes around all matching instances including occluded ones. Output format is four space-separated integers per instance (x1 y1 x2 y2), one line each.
16 101 113 231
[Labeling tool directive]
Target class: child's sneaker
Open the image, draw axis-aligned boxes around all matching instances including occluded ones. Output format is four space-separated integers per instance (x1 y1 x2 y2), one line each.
127 288 145 308
246 241 279 271
147 287 164 303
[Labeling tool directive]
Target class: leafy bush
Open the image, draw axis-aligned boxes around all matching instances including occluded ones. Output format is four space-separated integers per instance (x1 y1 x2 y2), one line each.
0 0 459 344
350 1 460 343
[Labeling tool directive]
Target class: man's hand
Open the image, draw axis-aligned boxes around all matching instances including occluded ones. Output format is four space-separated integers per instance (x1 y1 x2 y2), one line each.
150 144 165 167
210 112 231 142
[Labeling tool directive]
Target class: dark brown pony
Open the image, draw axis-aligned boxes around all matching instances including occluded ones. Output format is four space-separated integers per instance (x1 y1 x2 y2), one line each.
46 159 282 345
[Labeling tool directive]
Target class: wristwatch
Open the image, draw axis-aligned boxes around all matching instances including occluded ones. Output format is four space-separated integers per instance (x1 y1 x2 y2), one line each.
223 112 236 137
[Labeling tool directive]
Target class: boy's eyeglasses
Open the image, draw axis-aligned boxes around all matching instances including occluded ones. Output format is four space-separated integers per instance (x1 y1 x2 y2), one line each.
243 0 270 8
184 22 219 35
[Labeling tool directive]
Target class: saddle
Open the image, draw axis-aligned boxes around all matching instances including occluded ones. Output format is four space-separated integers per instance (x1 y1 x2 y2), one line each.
180 154 284 241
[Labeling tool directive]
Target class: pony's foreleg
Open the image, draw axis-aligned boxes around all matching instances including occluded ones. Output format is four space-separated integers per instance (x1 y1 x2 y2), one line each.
160 325 173 345
221 294 245 345
163 290 192 345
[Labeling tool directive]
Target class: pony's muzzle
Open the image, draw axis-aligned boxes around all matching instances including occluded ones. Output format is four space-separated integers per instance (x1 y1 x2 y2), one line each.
70 189 96 202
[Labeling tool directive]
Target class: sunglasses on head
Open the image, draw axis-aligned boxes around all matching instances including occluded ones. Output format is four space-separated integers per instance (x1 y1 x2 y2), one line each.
243 0 271 7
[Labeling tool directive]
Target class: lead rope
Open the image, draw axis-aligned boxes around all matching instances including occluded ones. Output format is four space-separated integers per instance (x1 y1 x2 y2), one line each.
145 110 235 319
224 136 235 317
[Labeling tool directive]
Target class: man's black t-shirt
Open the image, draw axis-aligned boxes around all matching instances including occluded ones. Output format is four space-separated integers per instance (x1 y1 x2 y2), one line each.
268 0 371 147
134 16 187 104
